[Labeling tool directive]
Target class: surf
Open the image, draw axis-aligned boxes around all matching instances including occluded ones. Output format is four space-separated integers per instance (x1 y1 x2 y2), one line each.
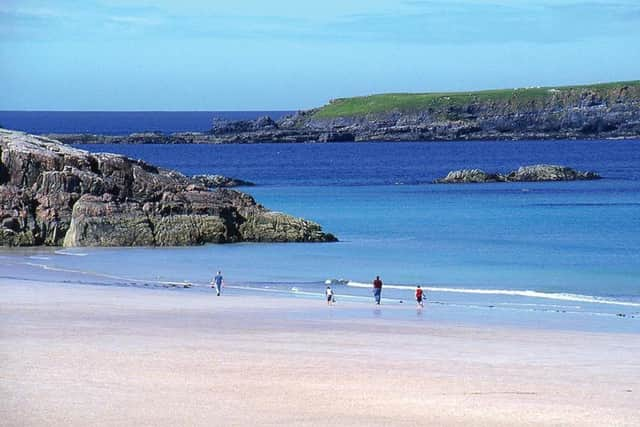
343 281 640 307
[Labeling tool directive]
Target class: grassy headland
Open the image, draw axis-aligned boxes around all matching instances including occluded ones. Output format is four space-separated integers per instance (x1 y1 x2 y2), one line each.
312 80 640 119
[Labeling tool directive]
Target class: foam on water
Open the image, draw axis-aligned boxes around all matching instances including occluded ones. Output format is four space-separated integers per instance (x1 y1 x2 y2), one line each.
54 250 89 257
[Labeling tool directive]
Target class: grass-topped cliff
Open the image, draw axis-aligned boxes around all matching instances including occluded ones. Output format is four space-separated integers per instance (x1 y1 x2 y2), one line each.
311 80 640 119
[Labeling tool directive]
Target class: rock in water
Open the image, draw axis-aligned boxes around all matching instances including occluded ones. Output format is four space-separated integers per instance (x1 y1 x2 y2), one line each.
505 165 601 182
434 169 506 183
0 129 336 247
435 164 600 184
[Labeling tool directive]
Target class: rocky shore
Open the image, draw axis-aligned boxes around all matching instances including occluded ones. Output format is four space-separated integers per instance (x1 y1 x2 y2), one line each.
435 165 601 184
0 129 336 247
44 81 640 144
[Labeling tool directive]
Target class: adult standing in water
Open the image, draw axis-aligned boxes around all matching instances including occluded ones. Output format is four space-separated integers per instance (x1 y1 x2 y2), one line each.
211 270 224 296
373 275 383 305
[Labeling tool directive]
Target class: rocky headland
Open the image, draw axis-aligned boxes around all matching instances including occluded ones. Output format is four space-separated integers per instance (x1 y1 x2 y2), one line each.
0 129 336 247
45 81 640 144
435 165 601 184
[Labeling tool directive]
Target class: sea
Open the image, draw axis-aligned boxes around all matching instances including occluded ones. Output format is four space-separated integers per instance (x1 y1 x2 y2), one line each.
1 111 639 332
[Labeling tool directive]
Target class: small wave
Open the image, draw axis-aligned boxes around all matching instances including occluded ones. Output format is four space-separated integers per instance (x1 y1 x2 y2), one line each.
345 281 640 307
497 302 581 309
325 279 350 286
22 261 196 287
54 250 89 257
28 256 51 260
24 262 83 274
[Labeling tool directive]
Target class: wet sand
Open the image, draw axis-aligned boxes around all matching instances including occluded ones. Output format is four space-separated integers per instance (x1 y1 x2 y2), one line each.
1 279 639 426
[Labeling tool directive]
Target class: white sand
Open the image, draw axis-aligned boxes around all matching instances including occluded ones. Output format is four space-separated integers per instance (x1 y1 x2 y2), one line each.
1 279 639 426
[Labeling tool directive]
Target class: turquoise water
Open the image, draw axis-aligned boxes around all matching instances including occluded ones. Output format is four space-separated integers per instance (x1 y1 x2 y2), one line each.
1 139 639 331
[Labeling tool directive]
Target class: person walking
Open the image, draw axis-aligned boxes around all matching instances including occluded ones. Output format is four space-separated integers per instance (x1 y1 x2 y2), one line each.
373 275 383 305
325 286 335 305
211 270 224 296
415 285 424 308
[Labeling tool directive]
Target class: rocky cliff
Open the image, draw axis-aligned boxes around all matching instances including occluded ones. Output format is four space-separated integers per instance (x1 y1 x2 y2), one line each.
0 129 336 247
46 81 640 144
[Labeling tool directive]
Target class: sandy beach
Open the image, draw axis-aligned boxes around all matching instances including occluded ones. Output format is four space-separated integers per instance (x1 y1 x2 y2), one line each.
1 279 638 426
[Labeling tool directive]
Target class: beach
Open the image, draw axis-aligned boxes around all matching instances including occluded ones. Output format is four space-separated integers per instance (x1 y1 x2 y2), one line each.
1 279 638 426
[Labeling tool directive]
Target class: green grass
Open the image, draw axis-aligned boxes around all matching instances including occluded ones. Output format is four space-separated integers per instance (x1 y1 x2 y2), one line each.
312 80 640 119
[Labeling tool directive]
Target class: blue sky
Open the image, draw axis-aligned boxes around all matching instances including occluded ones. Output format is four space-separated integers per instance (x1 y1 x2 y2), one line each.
1 0 639 110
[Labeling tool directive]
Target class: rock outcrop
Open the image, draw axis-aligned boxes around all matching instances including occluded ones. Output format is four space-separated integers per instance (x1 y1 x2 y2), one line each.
505 165 601 182
45 81 640 144
191 174 255 188
435 165 601 184
0 129 336 247
435 169 506 184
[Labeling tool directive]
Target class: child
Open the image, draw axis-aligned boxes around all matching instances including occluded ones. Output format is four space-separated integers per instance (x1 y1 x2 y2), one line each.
415 285 424 308
326 286 335 305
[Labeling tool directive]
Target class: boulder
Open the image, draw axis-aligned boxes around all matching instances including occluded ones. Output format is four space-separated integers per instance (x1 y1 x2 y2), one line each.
239 211 337 243
0 129 336 247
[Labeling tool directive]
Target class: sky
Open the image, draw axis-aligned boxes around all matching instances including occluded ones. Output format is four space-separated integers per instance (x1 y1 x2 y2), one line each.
1 0 639 110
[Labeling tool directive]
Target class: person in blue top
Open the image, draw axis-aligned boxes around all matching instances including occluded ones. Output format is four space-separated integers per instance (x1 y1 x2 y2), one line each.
211 271 224 296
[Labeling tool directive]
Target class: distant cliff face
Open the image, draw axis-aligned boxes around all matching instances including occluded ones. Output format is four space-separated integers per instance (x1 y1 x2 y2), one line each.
292 81 640 141
0 129 336 247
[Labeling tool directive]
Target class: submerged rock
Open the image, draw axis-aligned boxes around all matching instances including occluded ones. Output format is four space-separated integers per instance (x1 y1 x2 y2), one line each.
0 129 336 247
435 164 600 184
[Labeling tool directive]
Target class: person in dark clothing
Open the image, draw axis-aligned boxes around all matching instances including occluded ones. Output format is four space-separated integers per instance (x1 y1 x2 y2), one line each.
373 276 383 305
415 285 424 308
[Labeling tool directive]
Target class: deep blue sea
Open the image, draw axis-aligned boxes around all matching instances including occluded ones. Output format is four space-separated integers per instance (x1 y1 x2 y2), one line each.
0 112 638 331
0 111 292 135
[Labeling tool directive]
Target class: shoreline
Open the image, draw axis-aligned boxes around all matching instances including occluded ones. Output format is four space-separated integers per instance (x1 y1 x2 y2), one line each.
1 278 639 426
1 253 639 335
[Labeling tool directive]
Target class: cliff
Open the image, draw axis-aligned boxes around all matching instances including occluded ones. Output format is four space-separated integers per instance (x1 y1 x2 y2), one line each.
45 80 640 144
0 129 336 247
293 80 640 141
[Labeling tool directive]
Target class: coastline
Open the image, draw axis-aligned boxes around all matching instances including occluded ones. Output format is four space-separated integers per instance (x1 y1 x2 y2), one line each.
2 278 639 426
7 79 636 144
40 133 640 145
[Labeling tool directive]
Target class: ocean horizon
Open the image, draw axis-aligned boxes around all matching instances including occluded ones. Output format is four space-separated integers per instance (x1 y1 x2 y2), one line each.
0 110 294 135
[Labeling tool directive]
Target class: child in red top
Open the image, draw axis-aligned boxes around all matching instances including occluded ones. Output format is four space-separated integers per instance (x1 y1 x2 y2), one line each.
415 285 424 308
